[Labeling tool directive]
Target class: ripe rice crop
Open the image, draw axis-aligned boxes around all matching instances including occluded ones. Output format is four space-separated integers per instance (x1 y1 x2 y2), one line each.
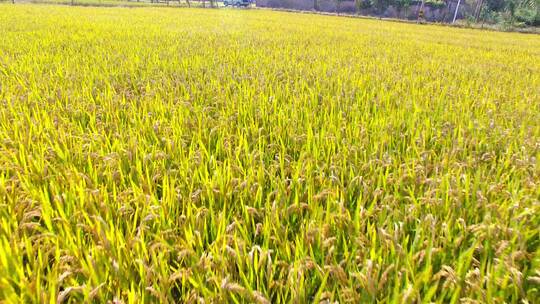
0 4 539 303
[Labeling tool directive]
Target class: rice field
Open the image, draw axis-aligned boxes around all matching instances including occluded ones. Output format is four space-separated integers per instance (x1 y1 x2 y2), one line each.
0 4 539 303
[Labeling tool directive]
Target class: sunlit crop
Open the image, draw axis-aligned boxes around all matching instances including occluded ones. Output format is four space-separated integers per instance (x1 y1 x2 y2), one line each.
0 4 539 303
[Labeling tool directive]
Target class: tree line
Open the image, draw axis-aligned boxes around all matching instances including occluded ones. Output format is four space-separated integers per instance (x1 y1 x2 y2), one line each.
318 0 539 26
3 0 538 26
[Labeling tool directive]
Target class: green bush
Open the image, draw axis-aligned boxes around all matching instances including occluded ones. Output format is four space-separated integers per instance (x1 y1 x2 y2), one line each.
515 7 540 25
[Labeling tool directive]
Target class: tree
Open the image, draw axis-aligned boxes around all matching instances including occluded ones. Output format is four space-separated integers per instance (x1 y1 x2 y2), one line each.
395 0 411 18
439 0 453 22
356 0 372 11
507 0 517 20
474 0 486 21
336 0 345 12
418 0 426 21
373 0 391 14
485 0 506 11
511 0 540 25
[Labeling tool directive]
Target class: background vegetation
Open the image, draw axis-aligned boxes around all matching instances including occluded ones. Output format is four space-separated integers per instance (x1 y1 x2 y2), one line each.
3 0 539 26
